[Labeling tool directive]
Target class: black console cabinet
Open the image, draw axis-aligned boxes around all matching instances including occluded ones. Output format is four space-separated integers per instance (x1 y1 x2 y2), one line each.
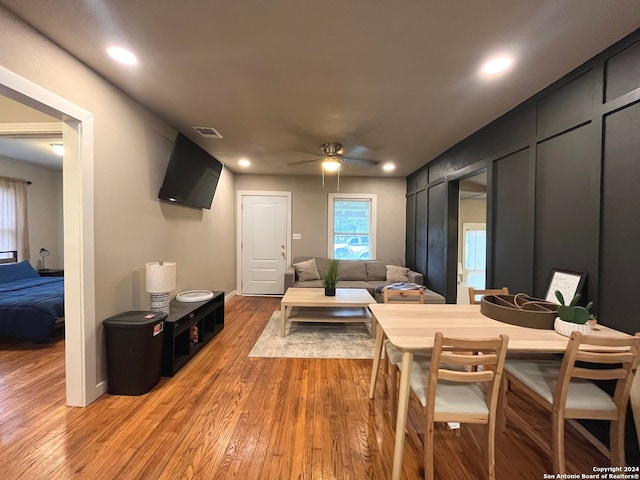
161 291 224 376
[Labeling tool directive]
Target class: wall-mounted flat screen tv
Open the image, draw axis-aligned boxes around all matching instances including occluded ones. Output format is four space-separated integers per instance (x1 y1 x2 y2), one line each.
158 133 224 209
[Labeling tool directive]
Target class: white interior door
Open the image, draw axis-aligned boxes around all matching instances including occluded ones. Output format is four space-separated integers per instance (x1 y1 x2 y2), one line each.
241 195 287 294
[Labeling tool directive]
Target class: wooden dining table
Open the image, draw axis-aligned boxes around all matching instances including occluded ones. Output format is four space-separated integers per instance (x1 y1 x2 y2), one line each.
367 303 631 480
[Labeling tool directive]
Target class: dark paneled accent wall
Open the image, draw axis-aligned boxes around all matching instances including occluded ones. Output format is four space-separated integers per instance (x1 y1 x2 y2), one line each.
600 101 640 335
427 183 446 295
405 192 415 271
536 69 596 137
404 28 640 461
406 28 640 324
492 149 532 294
534 124 601 302
605 40 640 101
415 189 427 274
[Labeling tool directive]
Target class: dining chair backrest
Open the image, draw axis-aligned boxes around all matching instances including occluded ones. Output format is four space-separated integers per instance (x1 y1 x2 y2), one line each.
425 332 509 421
502 330 640 474
555 331 640 418
381 285 425 420
468 287 509 305
383 287 425 304
410 332 509 480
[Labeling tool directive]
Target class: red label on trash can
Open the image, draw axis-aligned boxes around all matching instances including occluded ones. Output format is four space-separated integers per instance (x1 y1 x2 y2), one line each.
153 322 164 336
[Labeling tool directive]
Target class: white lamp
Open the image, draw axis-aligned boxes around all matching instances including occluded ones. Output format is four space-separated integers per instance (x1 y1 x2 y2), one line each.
145 261 176 314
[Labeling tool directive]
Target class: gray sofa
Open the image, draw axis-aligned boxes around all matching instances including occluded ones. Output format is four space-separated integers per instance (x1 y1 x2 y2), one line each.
284 256 445 303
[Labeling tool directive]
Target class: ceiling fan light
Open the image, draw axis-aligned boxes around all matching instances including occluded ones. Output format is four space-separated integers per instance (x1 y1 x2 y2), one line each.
322 159 341 171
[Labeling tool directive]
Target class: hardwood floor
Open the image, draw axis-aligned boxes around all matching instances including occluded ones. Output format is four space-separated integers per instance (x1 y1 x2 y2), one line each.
0 295 610 479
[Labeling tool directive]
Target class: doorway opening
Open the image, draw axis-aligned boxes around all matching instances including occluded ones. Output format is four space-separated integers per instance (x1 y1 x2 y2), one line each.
0 66 97 406
456 171 487 304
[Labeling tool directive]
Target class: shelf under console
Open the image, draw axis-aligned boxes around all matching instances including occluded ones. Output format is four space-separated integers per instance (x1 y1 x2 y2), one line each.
161 291 225 376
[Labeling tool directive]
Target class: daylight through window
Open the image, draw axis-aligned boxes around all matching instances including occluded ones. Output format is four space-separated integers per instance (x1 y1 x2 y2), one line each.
328 193 377 260
0 177 30 260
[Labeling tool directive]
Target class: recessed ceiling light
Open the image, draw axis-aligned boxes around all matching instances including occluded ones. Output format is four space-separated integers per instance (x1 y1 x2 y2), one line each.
383 162 396 172
482 56 512 74
50 143 64 156
107 46 138 65
239 159 250 167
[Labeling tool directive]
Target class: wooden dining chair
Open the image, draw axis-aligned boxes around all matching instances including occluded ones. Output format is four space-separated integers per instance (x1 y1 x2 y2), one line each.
464 287 508 373
404 332 509 480
382 286 426 420
500 331 640 474
468 287 509 304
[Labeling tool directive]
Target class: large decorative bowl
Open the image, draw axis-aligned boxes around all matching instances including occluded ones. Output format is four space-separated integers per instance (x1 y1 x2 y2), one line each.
480 294 558 330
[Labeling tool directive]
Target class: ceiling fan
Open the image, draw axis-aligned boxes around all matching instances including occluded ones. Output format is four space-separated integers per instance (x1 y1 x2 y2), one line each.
286 143 381 190
287 142 380 170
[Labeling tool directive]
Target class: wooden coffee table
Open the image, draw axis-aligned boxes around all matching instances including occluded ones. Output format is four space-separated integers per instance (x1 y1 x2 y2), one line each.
280 288 376 337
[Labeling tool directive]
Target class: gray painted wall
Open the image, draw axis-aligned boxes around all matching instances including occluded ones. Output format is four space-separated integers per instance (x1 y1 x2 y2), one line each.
235 175 407 262
0 9 237 385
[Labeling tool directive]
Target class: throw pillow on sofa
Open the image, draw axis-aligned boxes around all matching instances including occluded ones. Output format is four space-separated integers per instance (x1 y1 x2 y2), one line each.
293 258 321 281
386 265 409 282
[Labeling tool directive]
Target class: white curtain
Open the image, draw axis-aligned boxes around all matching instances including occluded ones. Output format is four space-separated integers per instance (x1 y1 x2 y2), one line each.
0 176 30 261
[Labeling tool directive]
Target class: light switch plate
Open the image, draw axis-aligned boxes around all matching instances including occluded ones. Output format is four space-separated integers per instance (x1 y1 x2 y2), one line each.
292 233 302 240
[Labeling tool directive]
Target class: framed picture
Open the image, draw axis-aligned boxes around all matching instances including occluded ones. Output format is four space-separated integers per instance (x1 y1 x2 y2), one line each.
544 268 587 304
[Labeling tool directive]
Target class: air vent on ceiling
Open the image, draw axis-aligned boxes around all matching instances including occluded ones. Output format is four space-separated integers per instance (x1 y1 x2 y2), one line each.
192 126 223 139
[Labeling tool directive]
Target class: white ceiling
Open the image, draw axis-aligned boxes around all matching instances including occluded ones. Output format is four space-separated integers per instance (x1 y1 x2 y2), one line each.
1 1 639 177
0 135 63 170
0 96 62 170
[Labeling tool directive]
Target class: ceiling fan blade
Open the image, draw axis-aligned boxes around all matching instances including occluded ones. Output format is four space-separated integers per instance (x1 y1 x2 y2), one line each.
342 156 380 167
286 158 320 166
342 145 371 157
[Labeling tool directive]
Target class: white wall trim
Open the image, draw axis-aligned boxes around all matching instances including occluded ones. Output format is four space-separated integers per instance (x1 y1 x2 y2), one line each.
236 190 292 294
0 122 63 136
0 66 97 406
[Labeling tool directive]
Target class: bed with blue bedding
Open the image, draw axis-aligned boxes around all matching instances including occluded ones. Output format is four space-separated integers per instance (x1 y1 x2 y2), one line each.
0 257 64 342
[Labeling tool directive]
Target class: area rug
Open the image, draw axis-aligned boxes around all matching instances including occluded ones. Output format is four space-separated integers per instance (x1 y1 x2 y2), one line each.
248 310 375 359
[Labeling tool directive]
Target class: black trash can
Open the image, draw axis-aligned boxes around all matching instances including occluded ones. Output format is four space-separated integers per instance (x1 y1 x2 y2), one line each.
104 310 166 395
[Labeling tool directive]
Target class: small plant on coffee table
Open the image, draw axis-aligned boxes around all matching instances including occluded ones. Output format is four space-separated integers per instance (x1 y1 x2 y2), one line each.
322 259 339 296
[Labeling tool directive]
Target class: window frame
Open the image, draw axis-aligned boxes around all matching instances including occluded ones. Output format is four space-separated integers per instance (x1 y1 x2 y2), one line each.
327 193 377 259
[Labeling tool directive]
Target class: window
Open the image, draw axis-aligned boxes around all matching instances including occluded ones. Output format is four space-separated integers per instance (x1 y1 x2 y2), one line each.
462 222 486 289
328 193 377 259
0 177 29 260
0 185 17 248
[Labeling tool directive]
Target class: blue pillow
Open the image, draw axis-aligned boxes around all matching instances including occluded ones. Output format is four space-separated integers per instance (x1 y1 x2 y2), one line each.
0 260 40 284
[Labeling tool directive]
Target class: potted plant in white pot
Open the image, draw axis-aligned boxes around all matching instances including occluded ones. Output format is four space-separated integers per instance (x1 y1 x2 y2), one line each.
322 259 339 296
553 290 596 337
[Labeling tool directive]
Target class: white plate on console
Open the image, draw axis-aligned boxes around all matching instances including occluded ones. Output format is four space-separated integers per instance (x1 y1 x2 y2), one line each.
175 290 214 302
